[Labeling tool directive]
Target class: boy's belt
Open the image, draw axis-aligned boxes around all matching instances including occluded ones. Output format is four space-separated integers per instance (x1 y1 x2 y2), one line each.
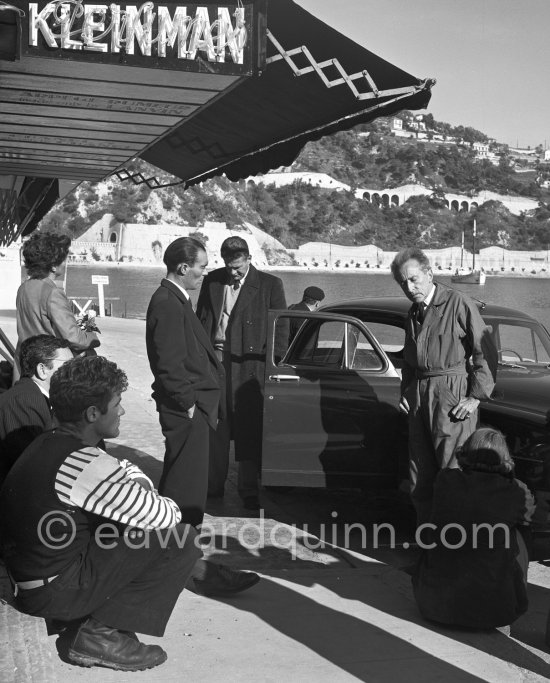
9 573 59 594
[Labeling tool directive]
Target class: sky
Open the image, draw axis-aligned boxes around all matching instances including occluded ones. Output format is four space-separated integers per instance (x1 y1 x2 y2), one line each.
297 0 549 149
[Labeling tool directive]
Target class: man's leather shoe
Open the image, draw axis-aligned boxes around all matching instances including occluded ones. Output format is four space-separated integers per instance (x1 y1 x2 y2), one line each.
192 563 260 597
242 496 260 511
68 617 167 671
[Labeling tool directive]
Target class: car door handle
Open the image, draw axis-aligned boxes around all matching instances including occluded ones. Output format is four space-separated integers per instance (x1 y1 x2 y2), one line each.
269 375 300 382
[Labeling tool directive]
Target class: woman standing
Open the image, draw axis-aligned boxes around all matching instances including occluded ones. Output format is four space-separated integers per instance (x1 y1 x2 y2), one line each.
14 232 100 377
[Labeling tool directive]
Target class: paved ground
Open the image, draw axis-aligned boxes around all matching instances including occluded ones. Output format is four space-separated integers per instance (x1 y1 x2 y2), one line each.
2 313 550 682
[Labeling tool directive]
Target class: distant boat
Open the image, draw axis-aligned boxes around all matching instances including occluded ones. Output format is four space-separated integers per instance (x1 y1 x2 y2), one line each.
451 219 486 285
451 268 486 285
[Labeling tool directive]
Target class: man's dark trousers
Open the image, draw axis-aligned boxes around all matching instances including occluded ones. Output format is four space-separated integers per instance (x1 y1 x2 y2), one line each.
15 524 201 637
158 406 210 528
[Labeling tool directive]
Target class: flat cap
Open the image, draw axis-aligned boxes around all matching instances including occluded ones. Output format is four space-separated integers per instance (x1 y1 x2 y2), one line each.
303 286 325 301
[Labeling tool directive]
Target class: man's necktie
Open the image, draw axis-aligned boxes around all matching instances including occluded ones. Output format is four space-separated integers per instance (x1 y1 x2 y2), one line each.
414 304 424 339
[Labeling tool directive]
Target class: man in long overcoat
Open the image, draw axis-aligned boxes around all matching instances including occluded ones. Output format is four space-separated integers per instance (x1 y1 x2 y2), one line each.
196 236 288 509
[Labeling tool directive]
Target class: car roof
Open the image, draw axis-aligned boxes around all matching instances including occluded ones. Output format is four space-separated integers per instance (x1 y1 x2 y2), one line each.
320 296 540 324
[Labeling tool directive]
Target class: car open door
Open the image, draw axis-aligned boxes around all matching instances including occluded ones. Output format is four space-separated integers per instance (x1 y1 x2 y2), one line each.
262 310 407 489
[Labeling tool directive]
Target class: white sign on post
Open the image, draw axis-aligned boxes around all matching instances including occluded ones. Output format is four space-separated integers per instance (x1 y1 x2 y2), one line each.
91 275 109 316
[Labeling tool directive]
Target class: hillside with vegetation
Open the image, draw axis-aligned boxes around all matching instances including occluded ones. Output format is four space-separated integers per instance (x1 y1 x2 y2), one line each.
40 112 550 253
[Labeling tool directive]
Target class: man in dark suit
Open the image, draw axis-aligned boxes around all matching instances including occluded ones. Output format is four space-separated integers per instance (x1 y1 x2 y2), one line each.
197 236 288 510
288 286 325 342
0 334 73 485
146 237 259 595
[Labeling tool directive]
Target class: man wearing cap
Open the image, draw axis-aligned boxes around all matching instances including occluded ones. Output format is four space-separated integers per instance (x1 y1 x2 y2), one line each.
288 286 325 342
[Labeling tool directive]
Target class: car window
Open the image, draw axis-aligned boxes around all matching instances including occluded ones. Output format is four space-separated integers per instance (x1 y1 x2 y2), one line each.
490 321 550 365
288 319 384 370
346 325 383 370
292 320 346 367
361 322 405 354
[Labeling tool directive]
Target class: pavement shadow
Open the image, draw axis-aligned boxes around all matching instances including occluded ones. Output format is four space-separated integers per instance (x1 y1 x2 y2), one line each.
510 581 550 652
106 442 163 485
205 543 483 681
207 538 550 681
244 487 550 663
209 485 419 569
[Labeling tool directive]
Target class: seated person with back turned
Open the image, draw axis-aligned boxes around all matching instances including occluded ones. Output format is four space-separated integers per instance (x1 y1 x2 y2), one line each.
0 356 201 671
413 427 534 629
0 335 73 486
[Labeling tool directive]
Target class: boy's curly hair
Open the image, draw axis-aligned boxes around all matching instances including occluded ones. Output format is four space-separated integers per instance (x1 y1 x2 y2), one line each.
22 232 71 278
50 356 128 423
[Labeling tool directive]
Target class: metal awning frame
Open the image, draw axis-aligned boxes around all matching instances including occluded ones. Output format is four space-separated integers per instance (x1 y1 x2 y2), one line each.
266 29 429 101
115 27 435 190
113 166 185 189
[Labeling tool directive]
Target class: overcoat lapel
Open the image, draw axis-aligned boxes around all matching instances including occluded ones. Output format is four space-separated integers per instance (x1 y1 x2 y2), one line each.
210 276 225 326
230 265 260 320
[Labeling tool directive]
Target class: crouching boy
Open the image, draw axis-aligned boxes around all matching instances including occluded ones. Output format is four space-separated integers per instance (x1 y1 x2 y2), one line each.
0 356 201 671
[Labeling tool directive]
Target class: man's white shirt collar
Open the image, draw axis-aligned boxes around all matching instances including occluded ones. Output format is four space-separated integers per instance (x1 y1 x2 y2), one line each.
33 379 49 398
171 280 190 300
423 284 436 308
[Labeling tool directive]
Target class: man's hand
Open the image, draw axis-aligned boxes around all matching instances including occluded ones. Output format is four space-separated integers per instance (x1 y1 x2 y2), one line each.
187 404 196 419
399 395 410 415
451 397 480 421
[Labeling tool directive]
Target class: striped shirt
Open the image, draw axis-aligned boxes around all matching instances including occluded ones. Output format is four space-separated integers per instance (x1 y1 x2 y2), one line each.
54 446 181 530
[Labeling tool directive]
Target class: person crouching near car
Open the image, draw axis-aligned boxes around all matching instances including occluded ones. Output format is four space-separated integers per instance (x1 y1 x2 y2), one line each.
412 427 534 630
0 355 201 671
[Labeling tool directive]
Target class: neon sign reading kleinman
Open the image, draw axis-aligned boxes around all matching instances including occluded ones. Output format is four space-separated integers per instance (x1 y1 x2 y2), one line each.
28 1 247 64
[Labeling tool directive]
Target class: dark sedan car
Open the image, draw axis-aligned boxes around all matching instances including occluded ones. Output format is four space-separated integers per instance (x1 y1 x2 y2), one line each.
262 297 550 527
